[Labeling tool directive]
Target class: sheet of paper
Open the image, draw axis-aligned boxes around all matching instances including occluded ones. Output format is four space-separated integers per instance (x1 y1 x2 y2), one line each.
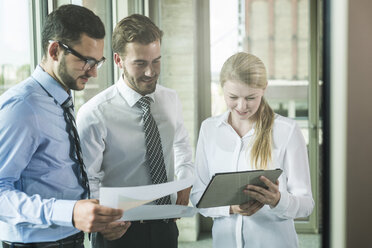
121 205 197 221
117 196 154 211
100 177 194 211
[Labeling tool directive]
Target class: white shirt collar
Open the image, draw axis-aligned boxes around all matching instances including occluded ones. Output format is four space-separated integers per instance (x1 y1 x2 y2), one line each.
215 111 231 127
216 110 256 137
116 75 156 108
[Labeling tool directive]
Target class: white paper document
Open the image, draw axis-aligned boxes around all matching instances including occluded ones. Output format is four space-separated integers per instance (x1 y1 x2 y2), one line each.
99 177 195 216
121 205 197 221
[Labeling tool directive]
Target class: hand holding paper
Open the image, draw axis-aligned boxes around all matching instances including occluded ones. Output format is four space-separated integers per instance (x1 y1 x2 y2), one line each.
99 177 197 221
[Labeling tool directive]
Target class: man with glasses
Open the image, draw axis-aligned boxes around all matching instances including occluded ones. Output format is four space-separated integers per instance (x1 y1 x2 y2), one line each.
76 14 194 248
0 4 129 247
52 40 106 72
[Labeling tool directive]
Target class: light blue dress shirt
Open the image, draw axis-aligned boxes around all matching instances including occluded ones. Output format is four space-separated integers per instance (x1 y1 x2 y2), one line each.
0 66 84 242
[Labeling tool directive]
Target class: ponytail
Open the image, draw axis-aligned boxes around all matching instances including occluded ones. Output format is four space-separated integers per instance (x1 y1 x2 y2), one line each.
249 97 274 169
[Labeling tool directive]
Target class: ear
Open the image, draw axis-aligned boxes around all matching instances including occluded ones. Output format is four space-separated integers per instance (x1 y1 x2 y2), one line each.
48 42 60 61
114 53 123 69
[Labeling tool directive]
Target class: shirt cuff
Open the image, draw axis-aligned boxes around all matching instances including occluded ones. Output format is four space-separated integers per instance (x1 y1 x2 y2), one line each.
89 182 100 199
199 206 230 218
51 200 77 227
270 190 290 215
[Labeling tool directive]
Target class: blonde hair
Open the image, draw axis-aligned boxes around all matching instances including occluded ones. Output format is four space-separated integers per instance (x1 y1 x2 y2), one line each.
220 52 274 169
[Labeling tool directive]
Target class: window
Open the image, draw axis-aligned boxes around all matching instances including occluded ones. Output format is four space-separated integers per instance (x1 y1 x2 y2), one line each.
0 0 32 95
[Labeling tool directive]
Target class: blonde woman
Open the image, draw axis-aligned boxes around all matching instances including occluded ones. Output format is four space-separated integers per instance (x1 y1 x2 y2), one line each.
190 52 314 248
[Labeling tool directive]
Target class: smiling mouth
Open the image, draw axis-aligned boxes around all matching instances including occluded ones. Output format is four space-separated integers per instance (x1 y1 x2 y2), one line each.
141 77 156 83
236 110 248 115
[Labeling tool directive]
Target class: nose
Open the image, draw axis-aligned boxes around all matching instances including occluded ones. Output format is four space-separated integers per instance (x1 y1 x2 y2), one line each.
237 99 247 110
86 65 98 78
144 64 155 77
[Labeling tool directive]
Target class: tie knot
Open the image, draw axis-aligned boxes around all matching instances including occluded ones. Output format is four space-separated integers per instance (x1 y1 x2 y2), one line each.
62 97 74 110
138 96 151 112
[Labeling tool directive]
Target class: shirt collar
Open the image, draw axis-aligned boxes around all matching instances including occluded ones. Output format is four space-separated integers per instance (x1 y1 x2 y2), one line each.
216 110 256 137
116 74 156 107
32 65 71 105
216 111 231 127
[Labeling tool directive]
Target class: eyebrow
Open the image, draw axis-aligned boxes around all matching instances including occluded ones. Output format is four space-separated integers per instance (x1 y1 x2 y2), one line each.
63 43 103 61
133 56 162 63
228 93 258 97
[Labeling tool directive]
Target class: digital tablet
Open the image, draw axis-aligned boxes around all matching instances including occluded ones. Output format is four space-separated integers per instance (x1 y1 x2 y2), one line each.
196 169 283 208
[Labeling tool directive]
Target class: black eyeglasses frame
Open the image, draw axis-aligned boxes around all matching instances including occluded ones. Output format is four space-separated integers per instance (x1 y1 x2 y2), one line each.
50 40 106 71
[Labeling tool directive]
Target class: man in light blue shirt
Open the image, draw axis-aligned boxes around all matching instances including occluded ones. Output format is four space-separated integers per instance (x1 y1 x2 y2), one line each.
0 5 129 247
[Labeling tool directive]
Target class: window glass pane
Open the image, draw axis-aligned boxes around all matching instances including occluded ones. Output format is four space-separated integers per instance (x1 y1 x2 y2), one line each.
210 0 240 116
0 0 31 95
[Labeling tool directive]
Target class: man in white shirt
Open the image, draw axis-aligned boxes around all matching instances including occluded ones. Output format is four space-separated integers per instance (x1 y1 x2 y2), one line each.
76 14 194 248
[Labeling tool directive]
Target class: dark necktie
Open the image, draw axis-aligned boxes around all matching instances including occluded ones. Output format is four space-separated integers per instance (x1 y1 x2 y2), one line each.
138 96 171 205
62 97 90 199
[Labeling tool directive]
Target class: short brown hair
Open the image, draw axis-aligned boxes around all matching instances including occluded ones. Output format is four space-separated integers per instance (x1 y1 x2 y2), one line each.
112 14 163 56
42 4 105 57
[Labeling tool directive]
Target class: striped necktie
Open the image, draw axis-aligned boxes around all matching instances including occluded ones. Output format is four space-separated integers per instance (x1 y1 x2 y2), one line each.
138 96 171 205
62 97 90 199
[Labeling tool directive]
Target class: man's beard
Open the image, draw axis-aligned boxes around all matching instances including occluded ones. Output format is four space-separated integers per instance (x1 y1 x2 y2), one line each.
123 66 157 96
58 56 79 91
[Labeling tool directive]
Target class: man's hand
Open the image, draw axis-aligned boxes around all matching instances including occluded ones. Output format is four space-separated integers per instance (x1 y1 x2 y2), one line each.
100 221 131 240
72 199 123 233
176 186 191 206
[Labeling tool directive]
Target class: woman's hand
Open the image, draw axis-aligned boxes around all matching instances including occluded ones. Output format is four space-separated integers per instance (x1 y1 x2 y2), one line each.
230 200 264 216
245 176 281 208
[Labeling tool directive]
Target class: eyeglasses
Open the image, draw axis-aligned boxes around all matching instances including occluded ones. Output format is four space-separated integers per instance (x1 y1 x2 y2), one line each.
49 40 106 71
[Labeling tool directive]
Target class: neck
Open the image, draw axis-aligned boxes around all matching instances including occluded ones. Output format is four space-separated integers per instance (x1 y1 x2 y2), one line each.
40 59 69 92
40 59 55 79
228 114 255 138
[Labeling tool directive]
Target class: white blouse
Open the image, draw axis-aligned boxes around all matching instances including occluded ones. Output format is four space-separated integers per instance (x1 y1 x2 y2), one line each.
190 111 314 248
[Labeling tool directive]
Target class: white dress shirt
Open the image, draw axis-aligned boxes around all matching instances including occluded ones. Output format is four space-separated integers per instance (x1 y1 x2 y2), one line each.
76 76 194 202
190 111 314 248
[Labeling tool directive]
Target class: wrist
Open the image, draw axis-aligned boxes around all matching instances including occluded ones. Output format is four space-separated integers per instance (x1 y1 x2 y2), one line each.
229 205 235 214
270 192 281 208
